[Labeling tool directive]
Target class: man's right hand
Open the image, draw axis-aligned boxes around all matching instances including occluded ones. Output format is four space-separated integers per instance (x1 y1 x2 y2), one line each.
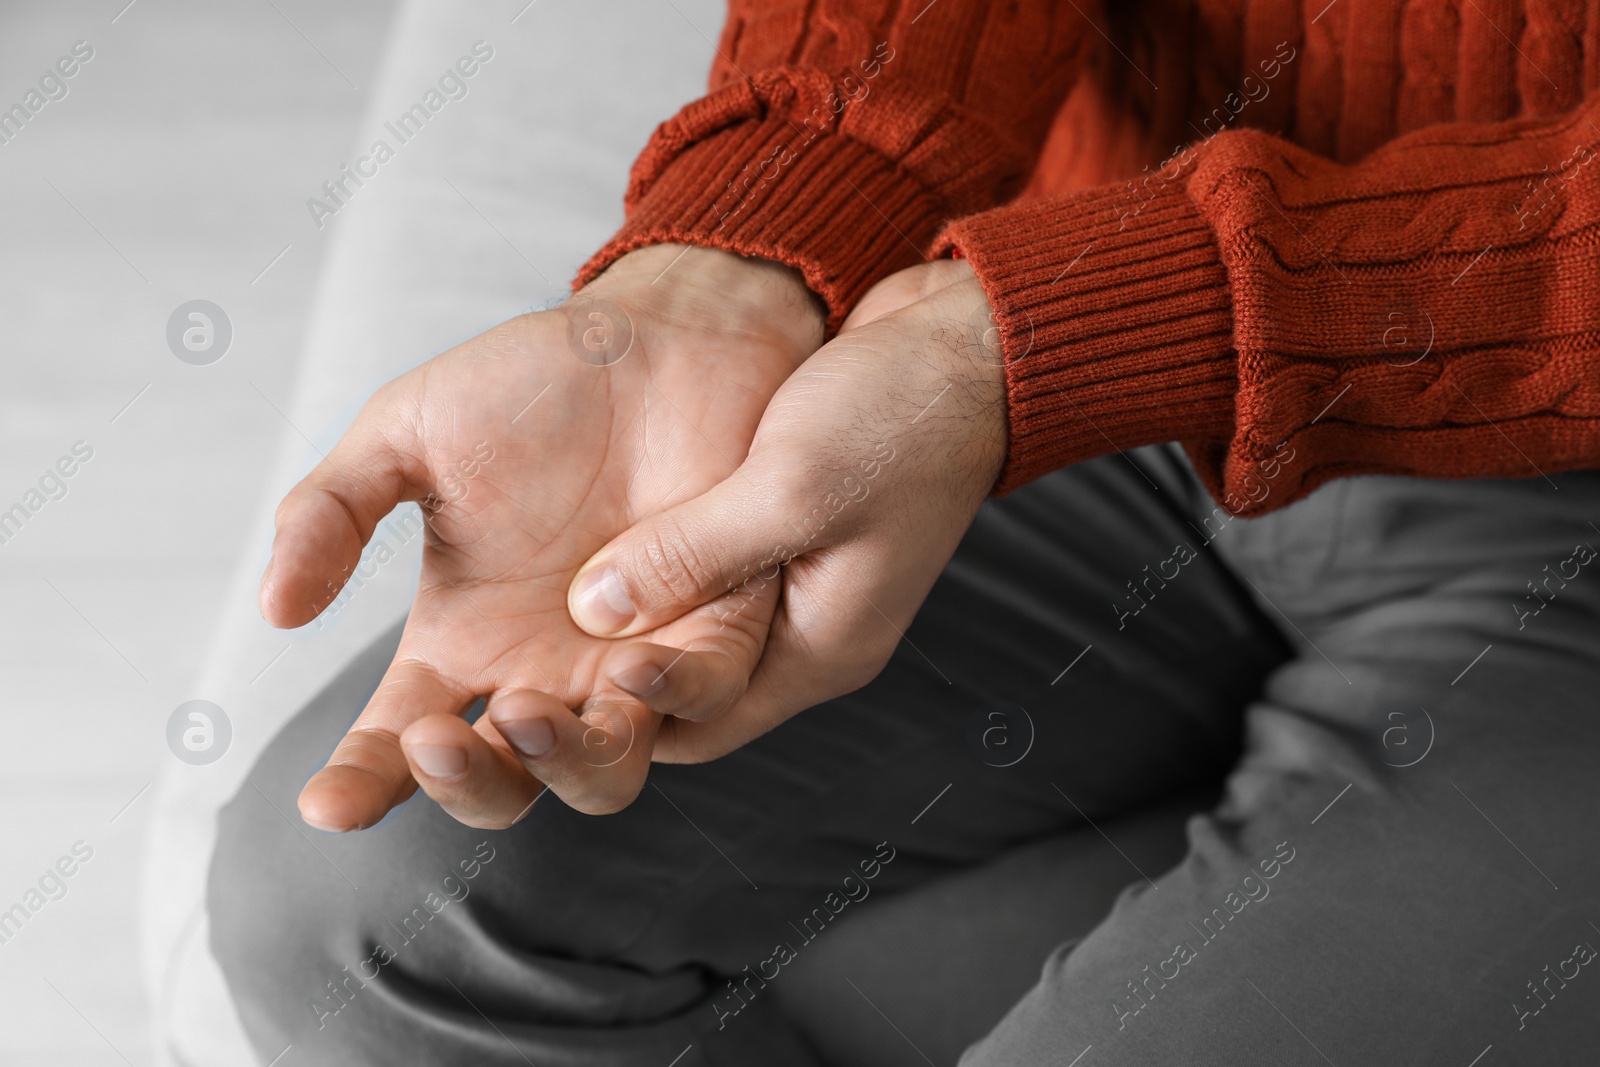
259 244 822 830
562 259 1008 763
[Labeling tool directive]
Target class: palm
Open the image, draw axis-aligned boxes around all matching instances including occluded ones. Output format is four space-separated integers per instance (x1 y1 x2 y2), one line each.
399 310 773 708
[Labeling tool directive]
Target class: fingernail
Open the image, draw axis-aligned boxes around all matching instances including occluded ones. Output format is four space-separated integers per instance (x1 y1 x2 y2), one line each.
498 717 556 758
572 566 635 634
612 663 666 698
411 744 467 779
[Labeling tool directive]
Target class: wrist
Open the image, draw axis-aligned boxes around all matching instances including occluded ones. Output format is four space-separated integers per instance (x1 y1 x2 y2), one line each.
583 243 826 364
932 273 1010 496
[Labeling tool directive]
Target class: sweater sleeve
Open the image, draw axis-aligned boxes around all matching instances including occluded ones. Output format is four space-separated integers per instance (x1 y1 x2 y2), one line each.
574 1 1095 333
936 92 1600 517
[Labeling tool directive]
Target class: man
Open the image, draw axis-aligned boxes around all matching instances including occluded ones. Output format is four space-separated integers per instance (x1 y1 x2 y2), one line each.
214 2 1600 1063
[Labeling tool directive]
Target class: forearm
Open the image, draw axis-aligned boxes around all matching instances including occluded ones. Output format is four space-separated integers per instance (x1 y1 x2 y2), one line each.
938 91 1600 514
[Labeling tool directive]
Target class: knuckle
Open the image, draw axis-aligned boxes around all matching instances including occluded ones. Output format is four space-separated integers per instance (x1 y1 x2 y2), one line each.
517 746 577 789
684 643 748 721
654 718 738 764
569 778 643 817
763 469 812 524
629 520 719 607
573 796 626 817
838 638 897 694
463 808 519 832
486 807 526 831
271 492 295 531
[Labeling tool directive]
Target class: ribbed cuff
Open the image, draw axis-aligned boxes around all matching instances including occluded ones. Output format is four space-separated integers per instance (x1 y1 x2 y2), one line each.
577 113 944 335
935 180 1239 495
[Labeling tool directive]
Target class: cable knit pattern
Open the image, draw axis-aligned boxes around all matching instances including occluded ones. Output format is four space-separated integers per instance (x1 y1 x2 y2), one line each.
1194 97 1600 511
581 0 1600 515
945 91 1600 508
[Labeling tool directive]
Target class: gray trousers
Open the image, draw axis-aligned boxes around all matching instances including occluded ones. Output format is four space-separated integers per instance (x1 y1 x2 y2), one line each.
210 444 1600 1066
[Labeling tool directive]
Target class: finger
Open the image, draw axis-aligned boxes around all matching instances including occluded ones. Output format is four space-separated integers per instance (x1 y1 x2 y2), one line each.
653 555 904 764
567 472 807 638
487 689 660 815
653 633 818 765
604 643 748 723
298 657 470 832
600 573 780 722
260 388 421 628
653 636 839 765
400 713 545 830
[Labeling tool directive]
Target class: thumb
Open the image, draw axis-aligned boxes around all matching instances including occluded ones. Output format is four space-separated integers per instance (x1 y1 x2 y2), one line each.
568 473 809 638
260 392 421 629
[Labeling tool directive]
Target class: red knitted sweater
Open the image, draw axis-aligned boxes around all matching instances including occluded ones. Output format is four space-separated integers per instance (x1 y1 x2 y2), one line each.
577 0 1600 516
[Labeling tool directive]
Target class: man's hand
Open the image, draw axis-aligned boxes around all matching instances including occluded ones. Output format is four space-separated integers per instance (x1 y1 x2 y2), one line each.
260 245 823 830
564 259 1007 761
